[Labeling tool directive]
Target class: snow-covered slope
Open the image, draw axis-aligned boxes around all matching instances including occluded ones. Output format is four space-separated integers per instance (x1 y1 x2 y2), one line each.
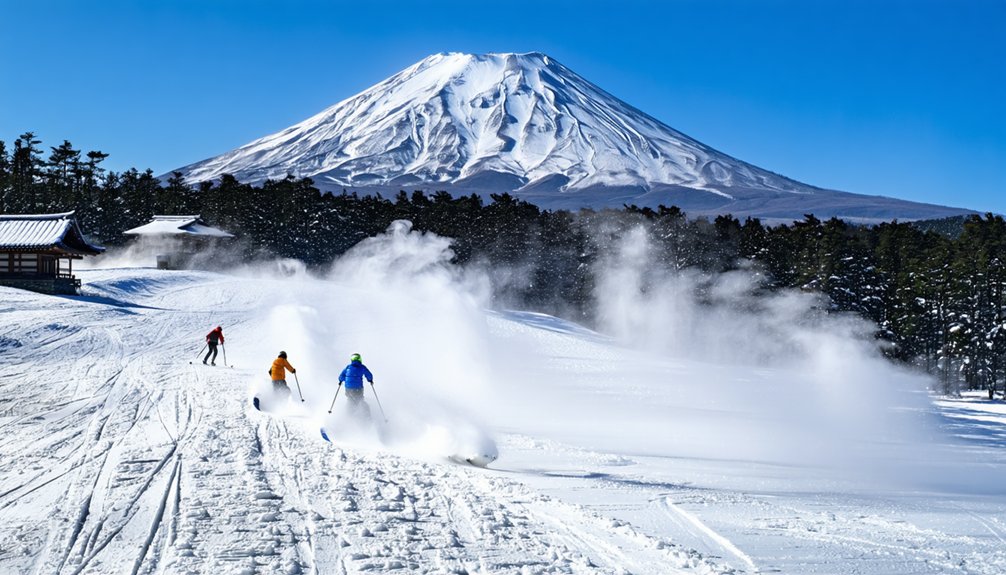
174 52 972 222
3 260 1006 573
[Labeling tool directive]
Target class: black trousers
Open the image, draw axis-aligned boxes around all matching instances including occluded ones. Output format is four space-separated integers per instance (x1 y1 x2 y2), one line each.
204 342 218 363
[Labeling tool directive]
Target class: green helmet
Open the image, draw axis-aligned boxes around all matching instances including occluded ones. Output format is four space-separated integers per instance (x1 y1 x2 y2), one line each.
350 353 361 362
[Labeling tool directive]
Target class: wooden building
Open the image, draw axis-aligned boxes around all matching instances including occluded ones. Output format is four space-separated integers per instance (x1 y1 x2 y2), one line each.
123 215 234 269
0 212 105 295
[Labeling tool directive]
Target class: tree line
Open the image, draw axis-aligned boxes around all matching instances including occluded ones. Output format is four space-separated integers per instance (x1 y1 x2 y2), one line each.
2 133 1004 396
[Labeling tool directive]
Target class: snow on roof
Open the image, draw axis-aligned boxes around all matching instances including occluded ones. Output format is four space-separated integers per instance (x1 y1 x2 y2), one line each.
0 211 105 255
124 215 234 238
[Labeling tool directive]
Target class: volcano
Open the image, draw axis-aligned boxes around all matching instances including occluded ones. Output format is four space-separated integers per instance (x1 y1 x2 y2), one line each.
174 52 972 222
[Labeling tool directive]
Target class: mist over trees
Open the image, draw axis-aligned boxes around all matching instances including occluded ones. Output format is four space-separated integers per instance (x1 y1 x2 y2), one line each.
2 134 1004 396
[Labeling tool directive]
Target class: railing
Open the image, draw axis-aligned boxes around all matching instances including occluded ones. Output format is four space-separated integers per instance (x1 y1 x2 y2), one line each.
0 274 81 294
0 271 75 280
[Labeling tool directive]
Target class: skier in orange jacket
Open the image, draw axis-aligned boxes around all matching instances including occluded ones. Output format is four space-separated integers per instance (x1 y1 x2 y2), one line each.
269 351 296 399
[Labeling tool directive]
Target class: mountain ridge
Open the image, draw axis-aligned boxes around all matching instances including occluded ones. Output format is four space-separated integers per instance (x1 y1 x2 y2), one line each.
173 52 973 223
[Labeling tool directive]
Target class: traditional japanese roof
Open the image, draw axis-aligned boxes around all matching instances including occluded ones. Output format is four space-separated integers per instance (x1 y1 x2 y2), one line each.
0 212 105 255
124 215 234 238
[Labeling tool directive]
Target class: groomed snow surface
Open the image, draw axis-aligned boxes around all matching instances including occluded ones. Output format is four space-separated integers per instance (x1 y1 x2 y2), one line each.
3 229 1006 574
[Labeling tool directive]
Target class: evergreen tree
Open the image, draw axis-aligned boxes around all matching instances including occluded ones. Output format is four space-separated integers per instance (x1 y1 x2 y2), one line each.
78 150 110 226
11 132 43 212
46 140 81 210
85 170 123 243
0 140 10 212
117 168 159 232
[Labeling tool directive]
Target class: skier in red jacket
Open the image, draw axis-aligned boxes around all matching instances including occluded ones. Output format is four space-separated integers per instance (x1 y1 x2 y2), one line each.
203 326 224 365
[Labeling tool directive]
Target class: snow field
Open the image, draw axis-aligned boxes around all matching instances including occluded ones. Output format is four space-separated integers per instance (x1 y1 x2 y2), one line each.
2 222 1006 574
0 269 738 574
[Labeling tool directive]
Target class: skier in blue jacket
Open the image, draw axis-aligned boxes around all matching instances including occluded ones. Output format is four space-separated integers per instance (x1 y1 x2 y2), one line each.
339 353 374 420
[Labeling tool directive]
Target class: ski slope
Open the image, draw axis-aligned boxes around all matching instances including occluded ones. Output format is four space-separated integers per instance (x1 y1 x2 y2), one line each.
2 261 1006 574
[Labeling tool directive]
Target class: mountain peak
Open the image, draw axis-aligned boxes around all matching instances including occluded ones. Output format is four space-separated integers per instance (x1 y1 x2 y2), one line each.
173 52 972 222
426 51 551 62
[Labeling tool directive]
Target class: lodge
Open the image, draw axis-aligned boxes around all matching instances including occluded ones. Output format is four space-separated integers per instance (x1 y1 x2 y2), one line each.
123 215 234 269
0 212 105 295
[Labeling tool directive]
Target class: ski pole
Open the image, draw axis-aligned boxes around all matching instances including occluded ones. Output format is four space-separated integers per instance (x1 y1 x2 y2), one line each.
196 343 207 359
327 383 342 413
293 372 305 402
370 382 387 422
221 343 228 367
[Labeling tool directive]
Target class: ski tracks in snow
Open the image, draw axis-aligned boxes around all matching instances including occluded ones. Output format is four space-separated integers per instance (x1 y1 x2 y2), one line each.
11 271 1003 574
660 499 757 573
0 273 733 574
0 280 209 575
235 413 732 574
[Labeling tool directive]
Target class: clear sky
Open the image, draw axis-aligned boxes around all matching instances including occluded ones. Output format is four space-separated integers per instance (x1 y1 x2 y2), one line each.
1 0 1003 213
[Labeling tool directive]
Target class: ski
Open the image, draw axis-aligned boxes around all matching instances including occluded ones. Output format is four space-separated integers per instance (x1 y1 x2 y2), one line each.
448 453 497 468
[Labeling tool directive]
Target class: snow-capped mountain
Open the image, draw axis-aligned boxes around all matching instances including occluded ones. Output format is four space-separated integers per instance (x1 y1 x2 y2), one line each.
175 52 971 222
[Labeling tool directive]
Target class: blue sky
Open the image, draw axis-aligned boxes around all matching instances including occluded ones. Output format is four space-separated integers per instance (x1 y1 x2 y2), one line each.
1 0 1003 213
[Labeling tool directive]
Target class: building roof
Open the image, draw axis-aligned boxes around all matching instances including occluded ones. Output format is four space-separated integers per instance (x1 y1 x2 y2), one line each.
124 215 234 238
0 212 105 255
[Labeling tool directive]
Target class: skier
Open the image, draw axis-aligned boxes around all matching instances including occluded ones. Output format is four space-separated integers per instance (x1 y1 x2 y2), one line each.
338 353 374 420
269 351 297 400
203 326 224 365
